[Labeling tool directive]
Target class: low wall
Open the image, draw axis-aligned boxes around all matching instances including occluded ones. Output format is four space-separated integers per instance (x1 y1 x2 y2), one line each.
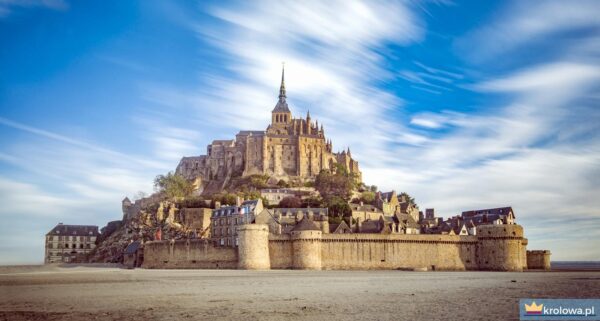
527 250 551 270
143 239 237 269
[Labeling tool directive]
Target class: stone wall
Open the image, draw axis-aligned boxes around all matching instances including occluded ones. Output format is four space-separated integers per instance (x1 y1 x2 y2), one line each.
143 239 237 269
143 224 535 271
268 235 293 269
319 234 477 270
527 250 551 270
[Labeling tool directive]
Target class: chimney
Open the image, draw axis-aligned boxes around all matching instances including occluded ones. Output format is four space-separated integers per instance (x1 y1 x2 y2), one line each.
360 201 364 206
357 217 362 233
236 196 242 207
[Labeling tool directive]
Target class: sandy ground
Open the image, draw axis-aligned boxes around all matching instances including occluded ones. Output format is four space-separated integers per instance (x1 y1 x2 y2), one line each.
0 266 599 321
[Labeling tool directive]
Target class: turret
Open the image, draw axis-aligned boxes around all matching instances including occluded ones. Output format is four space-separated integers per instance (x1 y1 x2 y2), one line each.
476 224 526 271
290 218 322 270
237 224 271 269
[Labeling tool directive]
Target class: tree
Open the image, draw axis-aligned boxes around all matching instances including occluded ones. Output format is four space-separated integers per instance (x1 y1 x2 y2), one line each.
369 185 378 192
279 196 302 208
211 193 238 206
301 195 323 208
326 196 352 218
277 179 289 188
315 168 357 201
399 192 417 207
134 191 147 200
154 172 194 199
359 191 375 204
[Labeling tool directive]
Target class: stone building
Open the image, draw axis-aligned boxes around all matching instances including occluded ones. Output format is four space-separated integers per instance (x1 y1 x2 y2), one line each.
350 202 384 221
45 224 99 263
259 187 316 206
176 67 361 193
254 207 329 235
461 207 516 225
375 191 420 222
123 241 143 269
211 199 264 247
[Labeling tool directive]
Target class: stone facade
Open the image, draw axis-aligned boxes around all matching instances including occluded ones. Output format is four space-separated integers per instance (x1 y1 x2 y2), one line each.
178 208 212 237
175 68 361 193
210 199 263 247
45 224 99 263
144 223 545 272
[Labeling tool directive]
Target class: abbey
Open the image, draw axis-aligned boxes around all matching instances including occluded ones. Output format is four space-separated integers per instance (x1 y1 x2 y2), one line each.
176 67 361 189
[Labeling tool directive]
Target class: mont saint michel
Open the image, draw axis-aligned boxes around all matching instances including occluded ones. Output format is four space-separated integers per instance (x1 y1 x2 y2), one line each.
41 69 550 273
2 2 599 321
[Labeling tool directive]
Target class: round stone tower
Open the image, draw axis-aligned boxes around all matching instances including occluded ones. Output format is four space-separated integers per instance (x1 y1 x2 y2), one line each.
291 218 322 270
237 224 270 270
476 224 525 271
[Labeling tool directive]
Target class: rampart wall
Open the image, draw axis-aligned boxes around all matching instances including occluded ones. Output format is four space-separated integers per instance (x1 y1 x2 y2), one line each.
143 239 237 269
143 224 534 271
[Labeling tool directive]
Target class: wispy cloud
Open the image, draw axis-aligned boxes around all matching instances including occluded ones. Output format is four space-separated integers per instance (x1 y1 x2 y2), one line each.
456 0 600 63
0 0 67 18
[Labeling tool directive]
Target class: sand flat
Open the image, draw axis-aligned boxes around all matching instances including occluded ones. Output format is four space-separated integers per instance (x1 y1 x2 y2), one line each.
0 266 599 321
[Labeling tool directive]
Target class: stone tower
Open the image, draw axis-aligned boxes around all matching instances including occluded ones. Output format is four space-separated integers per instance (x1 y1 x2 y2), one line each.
476 224 526 272
290 218 322 270
237 224 270 270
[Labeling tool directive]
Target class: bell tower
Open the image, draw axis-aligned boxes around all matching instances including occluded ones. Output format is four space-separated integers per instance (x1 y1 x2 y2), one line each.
272 64 292 126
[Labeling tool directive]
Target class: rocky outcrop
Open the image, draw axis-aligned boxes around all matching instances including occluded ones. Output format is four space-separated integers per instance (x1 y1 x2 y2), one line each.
89 199 199 263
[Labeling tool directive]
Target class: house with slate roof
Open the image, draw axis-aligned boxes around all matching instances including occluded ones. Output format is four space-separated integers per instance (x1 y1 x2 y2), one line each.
45 223 99 263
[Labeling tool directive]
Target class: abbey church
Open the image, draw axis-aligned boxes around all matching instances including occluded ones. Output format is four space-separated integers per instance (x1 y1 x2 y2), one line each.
176 68 361 191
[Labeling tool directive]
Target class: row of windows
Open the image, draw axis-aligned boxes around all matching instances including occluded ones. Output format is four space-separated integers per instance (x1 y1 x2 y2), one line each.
217 237 239 246
213 227 237 237
213 216 250 225
275 114 289 123
47 236 95 242
47 243 91 249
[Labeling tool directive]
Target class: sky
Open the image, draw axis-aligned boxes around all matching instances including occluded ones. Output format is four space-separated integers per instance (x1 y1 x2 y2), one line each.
0 0 599 264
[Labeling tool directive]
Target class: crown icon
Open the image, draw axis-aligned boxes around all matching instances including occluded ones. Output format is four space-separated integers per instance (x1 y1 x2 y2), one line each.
525 301 543 314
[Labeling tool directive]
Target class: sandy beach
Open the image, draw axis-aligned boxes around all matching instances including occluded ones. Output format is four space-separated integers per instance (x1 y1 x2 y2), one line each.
1 265 599 321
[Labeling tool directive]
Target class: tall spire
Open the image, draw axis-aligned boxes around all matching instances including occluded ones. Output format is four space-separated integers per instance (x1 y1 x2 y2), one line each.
279 62 286 100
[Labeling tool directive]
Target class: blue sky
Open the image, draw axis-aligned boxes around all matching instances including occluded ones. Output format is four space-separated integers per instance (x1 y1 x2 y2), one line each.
0 1 599 264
